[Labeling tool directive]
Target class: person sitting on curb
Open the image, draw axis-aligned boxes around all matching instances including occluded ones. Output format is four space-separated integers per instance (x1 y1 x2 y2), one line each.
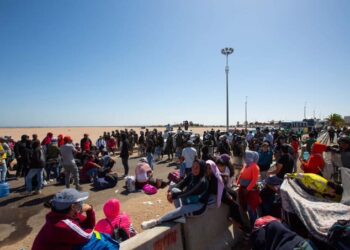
141 160 209 230
32 189 95 250
95 199 136 242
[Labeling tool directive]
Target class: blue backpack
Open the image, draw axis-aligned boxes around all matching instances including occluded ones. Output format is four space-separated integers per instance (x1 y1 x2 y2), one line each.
75 231 119 250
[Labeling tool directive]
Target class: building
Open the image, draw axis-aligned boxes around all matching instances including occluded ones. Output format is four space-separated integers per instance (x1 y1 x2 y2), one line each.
344 116 350 125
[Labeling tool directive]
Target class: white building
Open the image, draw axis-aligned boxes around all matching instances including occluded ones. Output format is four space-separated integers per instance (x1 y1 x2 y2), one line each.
344 116 350 124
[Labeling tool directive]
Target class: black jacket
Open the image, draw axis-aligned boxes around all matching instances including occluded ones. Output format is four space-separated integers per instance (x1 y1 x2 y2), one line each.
29 147 45 169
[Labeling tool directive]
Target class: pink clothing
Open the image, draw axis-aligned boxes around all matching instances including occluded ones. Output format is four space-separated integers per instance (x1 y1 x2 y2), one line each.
95 199 132 238
206 160 224 208
95 214 131 237
135 163 152 183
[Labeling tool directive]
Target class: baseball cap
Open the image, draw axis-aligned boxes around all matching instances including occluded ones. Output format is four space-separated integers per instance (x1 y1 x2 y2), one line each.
51 189 89 211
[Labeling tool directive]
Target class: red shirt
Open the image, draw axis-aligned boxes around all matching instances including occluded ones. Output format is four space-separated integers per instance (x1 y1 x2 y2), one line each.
291 141 299 154
32 210 95 250
303 154 325 174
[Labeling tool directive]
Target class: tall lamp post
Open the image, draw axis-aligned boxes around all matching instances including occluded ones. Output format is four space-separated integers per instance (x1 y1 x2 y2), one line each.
221 47 234 133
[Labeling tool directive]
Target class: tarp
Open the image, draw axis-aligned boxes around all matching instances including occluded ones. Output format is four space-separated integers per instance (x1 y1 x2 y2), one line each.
280 178 350 241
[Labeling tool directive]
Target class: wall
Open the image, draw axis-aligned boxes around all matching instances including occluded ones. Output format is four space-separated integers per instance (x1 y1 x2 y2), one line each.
121 205 239 250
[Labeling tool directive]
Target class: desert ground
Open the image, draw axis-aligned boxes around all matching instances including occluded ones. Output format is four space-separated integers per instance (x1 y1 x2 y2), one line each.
0 126 228 143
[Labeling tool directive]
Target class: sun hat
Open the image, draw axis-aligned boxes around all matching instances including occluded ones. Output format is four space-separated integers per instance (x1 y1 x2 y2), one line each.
51 189 89 211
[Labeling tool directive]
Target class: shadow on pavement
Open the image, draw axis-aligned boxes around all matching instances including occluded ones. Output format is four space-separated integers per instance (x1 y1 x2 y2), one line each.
19 194 54 207
0 196 28 207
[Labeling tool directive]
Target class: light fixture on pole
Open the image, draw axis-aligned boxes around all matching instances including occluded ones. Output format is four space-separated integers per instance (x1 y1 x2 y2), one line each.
221 47 234 133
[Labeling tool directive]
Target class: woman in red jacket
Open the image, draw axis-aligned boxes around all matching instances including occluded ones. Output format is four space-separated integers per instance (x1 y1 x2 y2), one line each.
300 142 327 176
32 189 95 250
237 150 261 229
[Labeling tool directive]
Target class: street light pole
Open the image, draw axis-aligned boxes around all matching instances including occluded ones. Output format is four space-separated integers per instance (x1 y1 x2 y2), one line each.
245 96 248 131
221 47 234 133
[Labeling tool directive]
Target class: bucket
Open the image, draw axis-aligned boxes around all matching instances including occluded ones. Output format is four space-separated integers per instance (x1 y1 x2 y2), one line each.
0 182 10 198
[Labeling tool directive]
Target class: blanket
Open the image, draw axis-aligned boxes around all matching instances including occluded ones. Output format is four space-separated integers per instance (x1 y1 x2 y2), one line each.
280 178 350 241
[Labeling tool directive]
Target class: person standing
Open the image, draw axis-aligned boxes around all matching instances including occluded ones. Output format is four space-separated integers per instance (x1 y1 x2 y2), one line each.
60 136 81 190
120 133 130 177
181 141 197 177
258 142 273 180
80 134 92 153
0 140 7 183
146 136 155 170
45 139 61 182
24 140 45 194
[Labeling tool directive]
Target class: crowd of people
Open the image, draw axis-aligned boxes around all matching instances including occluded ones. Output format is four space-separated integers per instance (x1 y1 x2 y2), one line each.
1 125 350 249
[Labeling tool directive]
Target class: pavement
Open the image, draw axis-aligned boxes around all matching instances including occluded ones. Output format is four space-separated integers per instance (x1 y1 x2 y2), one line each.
0 153 178 250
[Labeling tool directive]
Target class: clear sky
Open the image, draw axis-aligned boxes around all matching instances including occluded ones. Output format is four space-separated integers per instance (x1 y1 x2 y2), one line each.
0 0 349 126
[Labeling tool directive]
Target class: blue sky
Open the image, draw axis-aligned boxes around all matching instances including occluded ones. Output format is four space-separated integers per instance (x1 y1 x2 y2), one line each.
0 0 349 126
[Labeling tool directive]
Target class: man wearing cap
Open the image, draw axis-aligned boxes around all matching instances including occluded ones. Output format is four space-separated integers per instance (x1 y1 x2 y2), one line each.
181 141 197 177
32 189 95 250
60 136 81 190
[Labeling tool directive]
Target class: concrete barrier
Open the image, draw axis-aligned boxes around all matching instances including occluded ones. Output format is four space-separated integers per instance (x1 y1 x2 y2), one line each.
183 205 237 250
120 223 184 250
121 205 240 250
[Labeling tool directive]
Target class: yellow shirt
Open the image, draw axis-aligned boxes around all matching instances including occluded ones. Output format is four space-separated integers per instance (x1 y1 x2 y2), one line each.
0 144 7 160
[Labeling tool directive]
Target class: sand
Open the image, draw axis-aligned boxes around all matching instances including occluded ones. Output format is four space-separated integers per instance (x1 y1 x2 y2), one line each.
0 126 227 143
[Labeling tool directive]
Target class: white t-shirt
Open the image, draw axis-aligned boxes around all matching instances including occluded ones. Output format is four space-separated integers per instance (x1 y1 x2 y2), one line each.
59 144 77 165
181 147 197 169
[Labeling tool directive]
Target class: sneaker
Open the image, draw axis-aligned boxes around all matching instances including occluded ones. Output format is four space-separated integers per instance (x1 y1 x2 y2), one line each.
34 190 42 195
43 180 48 186
174 217 186 224
22 191 32 196
141 219 158 230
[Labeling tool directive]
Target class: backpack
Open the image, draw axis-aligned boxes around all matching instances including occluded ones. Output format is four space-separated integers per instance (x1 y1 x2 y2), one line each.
106 218 129 243
143 184 157 195
327 219 350 250
75 231 119 250
125 176 136 192
93 174 118 190
167 170 180 183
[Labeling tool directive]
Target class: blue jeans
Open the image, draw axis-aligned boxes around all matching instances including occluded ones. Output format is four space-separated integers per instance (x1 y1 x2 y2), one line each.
0 161 7 183
45 162 60 181
87 168 98 178
26 168 43 192
159 188 206 223
147 153 154 170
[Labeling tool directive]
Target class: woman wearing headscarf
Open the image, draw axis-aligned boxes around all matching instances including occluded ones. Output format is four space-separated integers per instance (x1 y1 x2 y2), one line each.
237 150 261 228
141 160 209 230
206 160 247 233
95 199 136 241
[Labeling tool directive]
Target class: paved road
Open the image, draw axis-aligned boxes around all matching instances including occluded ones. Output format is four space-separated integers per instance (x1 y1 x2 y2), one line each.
0 153 178 249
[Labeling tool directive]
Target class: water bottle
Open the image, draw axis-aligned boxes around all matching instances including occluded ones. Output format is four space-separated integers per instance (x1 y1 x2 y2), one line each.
0 182 10 198
303 151 310 161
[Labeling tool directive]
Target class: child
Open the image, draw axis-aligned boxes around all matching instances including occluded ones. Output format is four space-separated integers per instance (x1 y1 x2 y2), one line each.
95 199 136 242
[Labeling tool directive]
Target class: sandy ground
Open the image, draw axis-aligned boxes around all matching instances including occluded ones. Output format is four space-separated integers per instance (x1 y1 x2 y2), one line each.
0 154 177 250
0 126 227 143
